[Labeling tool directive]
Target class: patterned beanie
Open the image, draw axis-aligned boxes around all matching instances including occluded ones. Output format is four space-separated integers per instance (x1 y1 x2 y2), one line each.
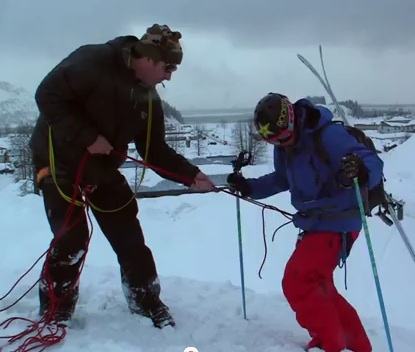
132 24 183 65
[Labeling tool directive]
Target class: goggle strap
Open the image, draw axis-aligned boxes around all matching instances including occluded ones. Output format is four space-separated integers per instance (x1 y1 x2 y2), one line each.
285 98 295 132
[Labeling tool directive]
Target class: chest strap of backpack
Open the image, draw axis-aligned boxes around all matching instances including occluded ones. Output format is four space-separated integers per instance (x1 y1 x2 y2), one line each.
299 208 360 220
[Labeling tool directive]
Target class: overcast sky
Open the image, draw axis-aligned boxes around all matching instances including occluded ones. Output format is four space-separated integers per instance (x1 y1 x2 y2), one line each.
1 0 414 110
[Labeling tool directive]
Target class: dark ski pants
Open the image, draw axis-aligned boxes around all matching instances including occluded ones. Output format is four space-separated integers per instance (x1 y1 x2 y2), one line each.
38 171 158 313
282 231 372 352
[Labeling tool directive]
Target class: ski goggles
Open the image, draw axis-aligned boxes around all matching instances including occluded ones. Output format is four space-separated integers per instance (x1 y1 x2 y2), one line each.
264 100 296 146
265 129 294 145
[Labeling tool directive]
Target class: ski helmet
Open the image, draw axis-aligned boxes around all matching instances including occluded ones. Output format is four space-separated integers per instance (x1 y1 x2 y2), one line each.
253 93 295 146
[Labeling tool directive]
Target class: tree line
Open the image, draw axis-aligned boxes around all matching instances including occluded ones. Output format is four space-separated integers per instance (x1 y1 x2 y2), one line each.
305 95 412 118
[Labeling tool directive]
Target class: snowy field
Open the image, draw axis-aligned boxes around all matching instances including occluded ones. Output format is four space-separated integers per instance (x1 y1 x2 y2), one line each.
0 122 415 351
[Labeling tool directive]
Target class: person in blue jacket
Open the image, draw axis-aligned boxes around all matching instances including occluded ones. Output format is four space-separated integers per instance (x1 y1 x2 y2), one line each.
227 93 383 352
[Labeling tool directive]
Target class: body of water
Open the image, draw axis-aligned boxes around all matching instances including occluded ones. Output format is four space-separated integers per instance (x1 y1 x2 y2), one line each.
182 104 415 124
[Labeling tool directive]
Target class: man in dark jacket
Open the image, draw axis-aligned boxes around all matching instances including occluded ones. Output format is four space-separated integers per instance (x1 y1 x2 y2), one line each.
29 24 214 329
227 93 383 352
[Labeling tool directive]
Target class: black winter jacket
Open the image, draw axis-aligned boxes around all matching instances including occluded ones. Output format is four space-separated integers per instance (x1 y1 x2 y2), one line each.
29 35 200 186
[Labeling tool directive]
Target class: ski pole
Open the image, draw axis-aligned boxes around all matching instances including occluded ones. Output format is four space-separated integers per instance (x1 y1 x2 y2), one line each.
231 151 252 320
353 177 394 352
235 193 247 320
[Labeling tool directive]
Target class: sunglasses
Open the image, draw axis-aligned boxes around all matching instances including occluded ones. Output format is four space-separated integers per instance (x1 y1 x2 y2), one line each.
165 64 177 73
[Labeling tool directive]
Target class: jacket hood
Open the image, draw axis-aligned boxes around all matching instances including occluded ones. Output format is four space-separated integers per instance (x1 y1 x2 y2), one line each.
106 36 140 70
106 35 139 50
294 98 334 134
288 98 334 150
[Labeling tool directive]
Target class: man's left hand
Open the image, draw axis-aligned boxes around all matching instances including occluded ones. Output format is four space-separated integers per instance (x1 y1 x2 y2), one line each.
190 171 216 191
339 153 368 187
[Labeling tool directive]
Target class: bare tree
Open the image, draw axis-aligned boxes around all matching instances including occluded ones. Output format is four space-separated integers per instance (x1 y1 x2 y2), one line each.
131 165 145 194
8 123 35 195
231 121 267 164
0 123 13 137
220 119 228 142
192 124 208 156
166 138 184 154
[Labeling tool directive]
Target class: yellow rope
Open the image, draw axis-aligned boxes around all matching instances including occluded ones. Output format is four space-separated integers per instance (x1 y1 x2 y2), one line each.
47 91 153 212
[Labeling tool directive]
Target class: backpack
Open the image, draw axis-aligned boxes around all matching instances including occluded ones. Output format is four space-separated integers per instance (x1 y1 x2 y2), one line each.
312 120 387 215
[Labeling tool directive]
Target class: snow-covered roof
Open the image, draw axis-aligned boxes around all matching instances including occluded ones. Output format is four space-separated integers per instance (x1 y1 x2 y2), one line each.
382 121 406 127
381 120 415 127
386 116 413 122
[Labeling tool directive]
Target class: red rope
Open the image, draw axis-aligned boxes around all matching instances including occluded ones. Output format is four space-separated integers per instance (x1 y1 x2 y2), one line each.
0 153 92 352
0 151 292 351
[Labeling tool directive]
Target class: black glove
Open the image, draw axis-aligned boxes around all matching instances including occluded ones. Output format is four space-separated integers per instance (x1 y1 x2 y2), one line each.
227 172 251 197
339 153 368 187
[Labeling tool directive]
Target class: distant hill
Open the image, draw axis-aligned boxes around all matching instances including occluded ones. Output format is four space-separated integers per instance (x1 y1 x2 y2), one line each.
0 81 38 128
0 81 184 132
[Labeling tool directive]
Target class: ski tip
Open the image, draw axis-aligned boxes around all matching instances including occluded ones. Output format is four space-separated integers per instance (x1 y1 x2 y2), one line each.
297 54 306 61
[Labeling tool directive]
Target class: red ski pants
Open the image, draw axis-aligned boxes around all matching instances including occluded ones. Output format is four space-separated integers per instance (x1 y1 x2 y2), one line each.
282 231 372 352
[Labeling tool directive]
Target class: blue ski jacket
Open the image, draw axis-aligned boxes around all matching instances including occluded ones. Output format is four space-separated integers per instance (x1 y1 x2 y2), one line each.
246 99 384 233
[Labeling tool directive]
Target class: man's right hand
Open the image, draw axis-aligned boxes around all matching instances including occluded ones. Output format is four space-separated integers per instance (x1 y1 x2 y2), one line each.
87 135 114 155
227 172 251 197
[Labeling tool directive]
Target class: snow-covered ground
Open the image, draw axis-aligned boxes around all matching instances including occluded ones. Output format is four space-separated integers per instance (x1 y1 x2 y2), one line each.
0 124 415 351
0 137 10 148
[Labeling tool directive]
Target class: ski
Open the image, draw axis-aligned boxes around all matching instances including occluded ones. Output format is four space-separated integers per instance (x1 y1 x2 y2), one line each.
297 50 351 126
385 194 415 262
297 45 415 265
